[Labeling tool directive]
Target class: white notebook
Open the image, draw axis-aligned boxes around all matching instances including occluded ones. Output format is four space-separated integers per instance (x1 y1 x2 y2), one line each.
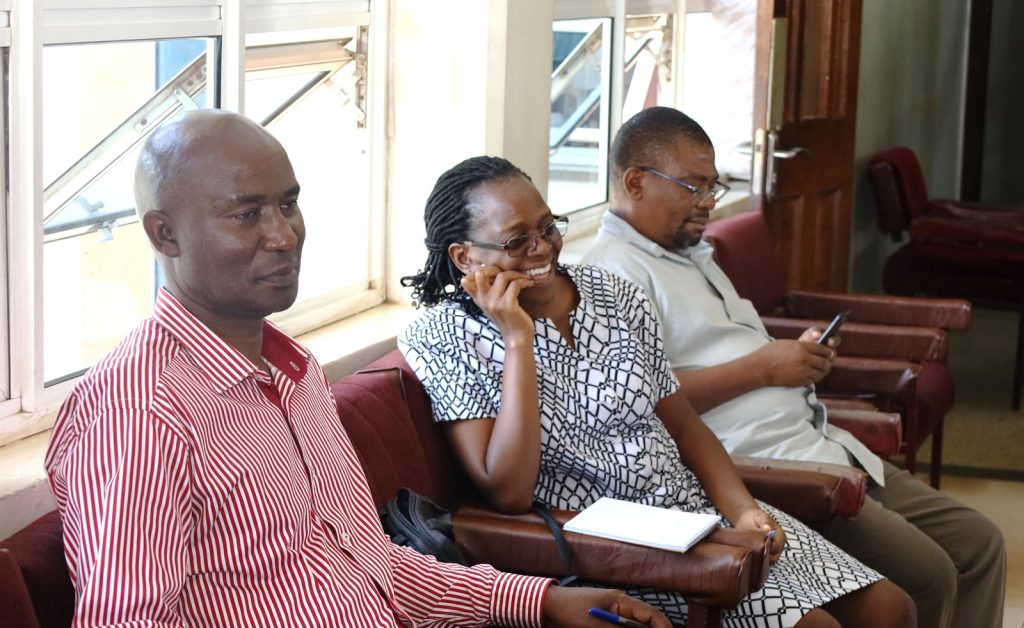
563 497 721 554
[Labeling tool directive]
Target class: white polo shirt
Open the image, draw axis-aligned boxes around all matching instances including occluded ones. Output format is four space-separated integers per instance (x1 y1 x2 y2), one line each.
583 211 884 485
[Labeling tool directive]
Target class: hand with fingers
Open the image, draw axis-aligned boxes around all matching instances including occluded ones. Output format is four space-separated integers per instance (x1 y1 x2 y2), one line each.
541 586 672 628
733 507 786 564
460 265 536 342
751 335 836 388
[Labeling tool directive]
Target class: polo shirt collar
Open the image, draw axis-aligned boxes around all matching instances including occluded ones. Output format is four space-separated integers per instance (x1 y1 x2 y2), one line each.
153 288 311 392
602 210 715 267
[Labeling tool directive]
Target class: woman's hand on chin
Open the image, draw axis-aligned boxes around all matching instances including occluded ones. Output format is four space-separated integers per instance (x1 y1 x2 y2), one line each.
461 265 535 341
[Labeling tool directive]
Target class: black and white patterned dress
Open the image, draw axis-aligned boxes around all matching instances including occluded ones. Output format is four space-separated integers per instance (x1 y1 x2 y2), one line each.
399 264 882 627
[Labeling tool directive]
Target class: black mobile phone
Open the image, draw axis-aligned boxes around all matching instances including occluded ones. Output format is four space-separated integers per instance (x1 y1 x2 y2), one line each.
817 310 851 345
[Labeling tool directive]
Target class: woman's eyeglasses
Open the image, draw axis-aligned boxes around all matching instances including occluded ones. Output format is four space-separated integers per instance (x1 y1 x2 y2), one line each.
462 216 569 257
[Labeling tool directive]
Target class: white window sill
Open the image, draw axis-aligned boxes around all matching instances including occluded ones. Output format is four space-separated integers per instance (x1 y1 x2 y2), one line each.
0 301 419 540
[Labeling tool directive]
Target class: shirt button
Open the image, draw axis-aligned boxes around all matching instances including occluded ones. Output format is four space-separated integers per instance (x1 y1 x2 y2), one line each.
340 531 351 545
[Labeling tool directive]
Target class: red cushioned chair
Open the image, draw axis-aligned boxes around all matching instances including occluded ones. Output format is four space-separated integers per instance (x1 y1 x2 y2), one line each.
868 145 1024 409
0 511 73 628
704 210 971 488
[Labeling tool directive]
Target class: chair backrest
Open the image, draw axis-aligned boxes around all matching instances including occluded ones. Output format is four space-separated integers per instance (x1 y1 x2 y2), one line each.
330 349 469 511
703 211 787 315
868 146 930 236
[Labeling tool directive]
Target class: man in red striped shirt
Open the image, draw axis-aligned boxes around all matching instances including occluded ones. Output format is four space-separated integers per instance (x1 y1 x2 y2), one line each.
45 110 669 628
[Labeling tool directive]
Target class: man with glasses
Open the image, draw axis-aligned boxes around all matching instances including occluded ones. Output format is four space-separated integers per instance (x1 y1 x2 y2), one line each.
582 106 1005 628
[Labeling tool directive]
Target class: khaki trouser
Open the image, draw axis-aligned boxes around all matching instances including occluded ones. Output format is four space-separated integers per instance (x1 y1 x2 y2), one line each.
814 461 1006 628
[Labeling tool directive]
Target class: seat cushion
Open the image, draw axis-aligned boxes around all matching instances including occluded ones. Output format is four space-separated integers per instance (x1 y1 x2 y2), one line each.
331 350 468 510
0 511 73 628
884 242 1024 307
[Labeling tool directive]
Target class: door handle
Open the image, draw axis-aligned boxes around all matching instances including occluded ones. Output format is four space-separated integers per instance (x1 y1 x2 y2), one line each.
737 140 807 158
772 146 809 159
756 129 809 201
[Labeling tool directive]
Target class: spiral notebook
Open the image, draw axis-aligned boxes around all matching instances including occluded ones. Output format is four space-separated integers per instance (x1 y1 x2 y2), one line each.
563 497 721 554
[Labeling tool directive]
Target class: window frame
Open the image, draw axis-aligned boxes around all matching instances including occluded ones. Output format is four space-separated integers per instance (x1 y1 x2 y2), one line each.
550 0 693 247
1 0 384 447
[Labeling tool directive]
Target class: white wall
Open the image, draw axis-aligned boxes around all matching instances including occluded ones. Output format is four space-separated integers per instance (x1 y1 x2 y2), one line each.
385 0 554 305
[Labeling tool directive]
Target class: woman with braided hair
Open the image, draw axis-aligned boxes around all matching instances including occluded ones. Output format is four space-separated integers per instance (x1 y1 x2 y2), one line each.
398 156 915 628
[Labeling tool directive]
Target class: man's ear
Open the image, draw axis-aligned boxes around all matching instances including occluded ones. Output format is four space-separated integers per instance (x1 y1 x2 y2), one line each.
447 242 474 276
622 167 646 201
142 210 180 257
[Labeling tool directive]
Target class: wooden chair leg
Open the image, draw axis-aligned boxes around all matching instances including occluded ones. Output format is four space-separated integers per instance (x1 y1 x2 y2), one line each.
929 417 943 489
1012 309 1024 411
903 405 918 476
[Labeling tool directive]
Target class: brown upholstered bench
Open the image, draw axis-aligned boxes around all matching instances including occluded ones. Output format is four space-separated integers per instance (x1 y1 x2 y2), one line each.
0 347 878 628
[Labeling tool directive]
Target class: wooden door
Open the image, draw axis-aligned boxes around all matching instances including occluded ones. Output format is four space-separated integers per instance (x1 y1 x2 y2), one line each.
750 0 863 291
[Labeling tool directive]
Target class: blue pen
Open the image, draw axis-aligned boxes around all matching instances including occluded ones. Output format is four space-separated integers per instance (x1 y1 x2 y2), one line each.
588 607 651 628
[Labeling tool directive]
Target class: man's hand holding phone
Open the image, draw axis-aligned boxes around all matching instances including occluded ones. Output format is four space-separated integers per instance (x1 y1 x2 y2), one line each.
816 310 851 346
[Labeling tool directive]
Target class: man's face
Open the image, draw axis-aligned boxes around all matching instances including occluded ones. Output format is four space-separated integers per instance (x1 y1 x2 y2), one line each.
162 119 305 329
637 139 718 250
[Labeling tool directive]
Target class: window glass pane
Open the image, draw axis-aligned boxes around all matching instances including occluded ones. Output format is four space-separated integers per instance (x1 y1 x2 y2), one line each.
679 7 755 180
0 48 9 401
245 33 371 312
622 14 673 122
42 39 217 384
549 18 610 214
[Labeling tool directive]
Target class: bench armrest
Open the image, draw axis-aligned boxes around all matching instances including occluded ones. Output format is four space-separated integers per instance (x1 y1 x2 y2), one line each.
452 504 769 607
827 408 903 457
762 316 949 363
909 213 1024 246
783 291 971 331
819 356 918 399
732 457 867 520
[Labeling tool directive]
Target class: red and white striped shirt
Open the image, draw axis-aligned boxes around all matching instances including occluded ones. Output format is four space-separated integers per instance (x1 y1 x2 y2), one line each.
45 289 551 627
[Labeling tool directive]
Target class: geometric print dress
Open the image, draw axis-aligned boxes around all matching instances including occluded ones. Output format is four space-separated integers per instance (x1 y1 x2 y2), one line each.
399 264 883 627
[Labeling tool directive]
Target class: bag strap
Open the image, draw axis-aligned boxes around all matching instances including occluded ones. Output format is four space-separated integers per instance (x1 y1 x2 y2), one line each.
532 502 578 587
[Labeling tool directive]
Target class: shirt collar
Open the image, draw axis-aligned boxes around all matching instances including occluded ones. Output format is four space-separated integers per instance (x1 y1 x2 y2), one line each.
153 288 310 392
601 210 716 267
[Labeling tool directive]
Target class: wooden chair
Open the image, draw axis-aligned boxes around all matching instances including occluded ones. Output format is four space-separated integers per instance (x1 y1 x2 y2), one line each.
868 145 1024 409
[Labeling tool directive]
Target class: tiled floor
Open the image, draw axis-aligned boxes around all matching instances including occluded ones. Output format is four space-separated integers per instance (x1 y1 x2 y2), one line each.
935 474 1023 628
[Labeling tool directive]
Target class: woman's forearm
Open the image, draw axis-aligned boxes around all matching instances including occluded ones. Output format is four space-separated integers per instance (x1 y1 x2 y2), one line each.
482 336 543 511
656 391 758 524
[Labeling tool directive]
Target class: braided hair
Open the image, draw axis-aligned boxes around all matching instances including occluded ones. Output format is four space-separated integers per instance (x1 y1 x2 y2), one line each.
401 156 530 317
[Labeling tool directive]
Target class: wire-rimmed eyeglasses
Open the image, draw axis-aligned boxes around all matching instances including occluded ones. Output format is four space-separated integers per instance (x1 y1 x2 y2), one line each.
639 167 731 205
461 216 569 257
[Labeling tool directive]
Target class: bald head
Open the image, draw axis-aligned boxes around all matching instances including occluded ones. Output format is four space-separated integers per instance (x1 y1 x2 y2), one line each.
134 109 305 335
134 110 285 224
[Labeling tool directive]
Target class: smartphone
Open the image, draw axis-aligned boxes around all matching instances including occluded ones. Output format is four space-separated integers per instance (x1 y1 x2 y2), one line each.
817 310 851 345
